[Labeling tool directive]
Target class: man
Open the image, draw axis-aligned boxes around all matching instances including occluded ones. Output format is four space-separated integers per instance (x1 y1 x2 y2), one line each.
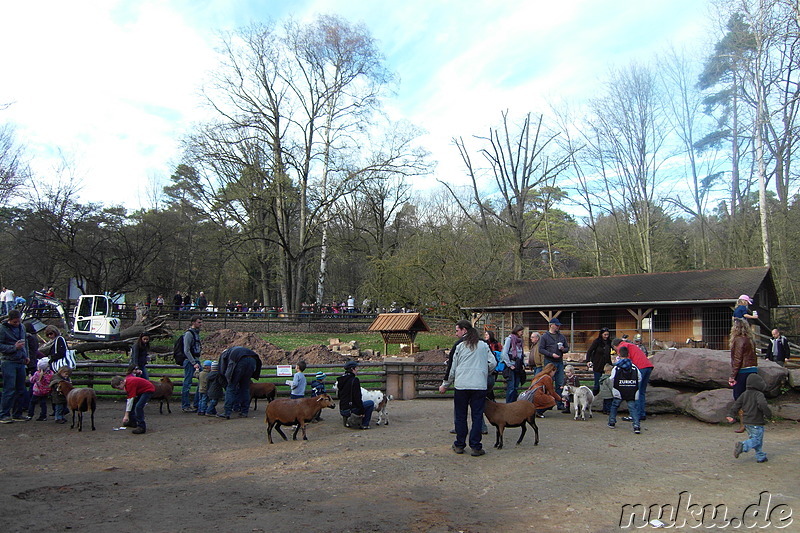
528 331 542 376
445 320 469 434
347 295 355 314
111 374 155 434
539 318 569 410
196 291 208 311
2 287 15 315
766 328 790 367
337 360 374 429
0 287 7 315
611 337 654 421
217 346 262 419
0 309 31 423
181 316 203 412
173 291 183 317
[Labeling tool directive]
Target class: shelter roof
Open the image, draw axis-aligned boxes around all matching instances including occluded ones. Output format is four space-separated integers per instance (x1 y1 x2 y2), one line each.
468 267 775 310
368 312 430 332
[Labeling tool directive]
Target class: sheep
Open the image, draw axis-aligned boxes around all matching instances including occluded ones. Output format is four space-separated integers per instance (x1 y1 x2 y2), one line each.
562 384 594 420
333 382 391 425
150 376 174 414
249 381 276 411
483 399 539 450
265 394 336 444
55 381 96 431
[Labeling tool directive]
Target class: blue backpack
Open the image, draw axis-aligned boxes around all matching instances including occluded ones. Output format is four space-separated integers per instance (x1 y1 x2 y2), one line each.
493 351 505 372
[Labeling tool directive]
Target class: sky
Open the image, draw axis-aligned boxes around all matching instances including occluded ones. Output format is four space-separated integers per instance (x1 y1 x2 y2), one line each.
0 0 715 209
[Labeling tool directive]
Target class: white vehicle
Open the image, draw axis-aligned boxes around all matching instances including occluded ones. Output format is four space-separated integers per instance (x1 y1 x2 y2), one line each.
72 294 121 341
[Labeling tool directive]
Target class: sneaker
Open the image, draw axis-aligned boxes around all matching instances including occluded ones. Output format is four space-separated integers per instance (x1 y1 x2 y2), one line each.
757 458 768 463
622 416 633 421
182 407 197 413
536 413 545 418
359 425 370 430
449 429 457 434
470 448 486 456
216 414 230 419
0 417 13 424
607 423 616 429
131 427 146 434
634 427 641 434
55 419 66 424
12 416 31 422
734 441 744 459
451 445 465 454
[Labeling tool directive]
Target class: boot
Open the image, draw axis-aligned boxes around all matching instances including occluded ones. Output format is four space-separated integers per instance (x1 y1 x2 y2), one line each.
734 409 746 433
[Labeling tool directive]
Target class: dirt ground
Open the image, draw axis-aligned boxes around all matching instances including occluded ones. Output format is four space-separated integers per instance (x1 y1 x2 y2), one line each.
0 398 797 533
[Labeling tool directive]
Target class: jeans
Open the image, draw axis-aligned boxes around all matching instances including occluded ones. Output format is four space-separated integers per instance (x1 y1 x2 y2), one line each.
733 370 757 400
638 366 652 416
224 357 256 417
352 400 375 427
130 392 152 430
548 360 565 409
486 373 497 402
609 397 640 428
139 366 149 380
29 395 48 419
0 361 26 419
741 424 767 461
54 403 67 421
196 392 208 414
592 371 603 395
206 398 219 416
181 360 196 409
453 389 486 451
505 370 520 403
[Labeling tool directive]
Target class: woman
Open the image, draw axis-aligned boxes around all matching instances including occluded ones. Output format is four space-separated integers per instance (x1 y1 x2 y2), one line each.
44 325 75 373
729 319 758 434
500 325 525 403
524 363 562 418
439 321 494 456
130 333 151 380
484 330 503 401
585 327 612 395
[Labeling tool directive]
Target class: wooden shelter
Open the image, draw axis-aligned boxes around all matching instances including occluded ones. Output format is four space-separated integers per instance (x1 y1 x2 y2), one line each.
368 313 430 355
465 267 778 351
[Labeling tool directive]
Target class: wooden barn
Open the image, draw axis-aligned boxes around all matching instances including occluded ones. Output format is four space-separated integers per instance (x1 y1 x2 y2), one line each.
466 267 777 352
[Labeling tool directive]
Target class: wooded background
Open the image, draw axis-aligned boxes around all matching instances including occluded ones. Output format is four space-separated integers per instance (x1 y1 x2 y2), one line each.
1 1 799 326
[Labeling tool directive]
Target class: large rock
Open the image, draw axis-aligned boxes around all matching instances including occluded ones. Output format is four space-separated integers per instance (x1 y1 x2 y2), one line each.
788 369 800 389
774 402 800 422
589 386 693 414
650 349 787 397
684 389 735 423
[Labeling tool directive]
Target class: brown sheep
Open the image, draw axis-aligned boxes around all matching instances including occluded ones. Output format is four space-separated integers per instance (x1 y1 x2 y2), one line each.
483 399 539 449
56 381 97 432
265 394 336 444
249 381 276 411
150 376 174 414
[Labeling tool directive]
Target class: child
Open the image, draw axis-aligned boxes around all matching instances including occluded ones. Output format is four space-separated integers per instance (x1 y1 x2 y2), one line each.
310 371 326 421
608 346 642 434
196 360 212 415
288 361 307 399
561 365 581 413
726 374 771 463
733 295 757 321
49 366 72 424
29 358 53 421
111 374 156 435
206 361 224 416
598 363 614 415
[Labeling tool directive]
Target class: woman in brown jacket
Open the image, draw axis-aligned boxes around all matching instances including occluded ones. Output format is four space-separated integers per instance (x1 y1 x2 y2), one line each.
525 363 563 418
729 319 758 400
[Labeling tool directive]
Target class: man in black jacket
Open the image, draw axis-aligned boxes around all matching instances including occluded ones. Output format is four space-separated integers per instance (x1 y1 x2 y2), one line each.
336 361 374 429
765 329 790 366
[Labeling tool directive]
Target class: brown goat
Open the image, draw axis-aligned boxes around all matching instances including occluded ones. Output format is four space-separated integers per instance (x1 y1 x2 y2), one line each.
265 394 336 444
249 381 276 411
56 381 97 431
483 399 539 449
150 376 174 414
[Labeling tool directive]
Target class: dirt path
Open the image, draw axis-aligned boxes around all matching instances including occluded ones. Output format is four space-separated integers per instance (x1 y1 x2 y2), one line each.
0 399 797 532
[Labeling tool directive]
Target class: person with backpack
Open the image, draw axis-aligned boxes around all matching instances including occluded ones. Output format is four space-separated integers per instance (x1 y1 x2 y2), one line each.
608 346 642 434
176 316 203 412
483 330 503 402
611 336 654 421
500 325 525 403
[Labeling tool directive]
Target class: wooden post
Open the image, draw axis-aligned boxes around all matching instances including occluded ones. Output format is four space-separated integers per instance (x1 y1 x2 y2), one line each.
384 356 415 400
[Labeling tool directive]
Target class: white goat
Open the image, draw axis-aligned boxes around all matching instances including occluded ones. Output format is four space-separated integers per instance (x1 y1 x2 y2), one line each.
562 384 594 421
332 383 392 425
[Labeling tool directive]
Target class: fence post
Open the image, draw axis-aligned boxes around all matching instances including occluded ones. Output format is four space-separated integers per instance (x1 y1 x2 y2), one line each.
383 356 415 400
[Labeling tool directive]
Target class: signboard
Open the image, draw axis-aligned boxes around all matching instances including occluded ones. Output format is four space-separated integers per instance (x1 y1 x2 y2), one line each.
276 365 293 377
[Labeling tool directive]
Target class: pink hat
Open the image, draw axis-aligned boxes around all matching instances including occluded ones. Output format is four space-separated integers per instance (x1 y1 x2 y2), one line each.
738 294 753 304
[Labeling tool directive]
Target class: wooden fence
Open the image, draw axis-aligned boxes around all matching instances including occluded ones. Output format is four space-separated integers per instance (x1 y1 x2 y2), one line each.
1 361 595 400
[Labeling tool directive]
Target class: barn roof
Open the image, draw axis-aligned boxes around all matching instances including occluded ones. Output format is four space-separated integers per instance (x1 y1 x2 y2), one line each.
467 267 776 310
368 312 430 332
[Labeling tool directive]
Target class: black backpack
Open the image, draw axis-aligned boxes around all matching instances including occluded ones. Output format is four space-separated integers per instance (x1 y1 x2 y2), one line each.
613 365 639 401
173 334 187 365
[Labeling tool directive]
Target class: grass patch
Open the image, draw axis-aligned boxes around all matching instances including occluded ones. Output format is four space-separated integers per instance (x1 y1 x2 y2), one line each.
260 331 455 354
